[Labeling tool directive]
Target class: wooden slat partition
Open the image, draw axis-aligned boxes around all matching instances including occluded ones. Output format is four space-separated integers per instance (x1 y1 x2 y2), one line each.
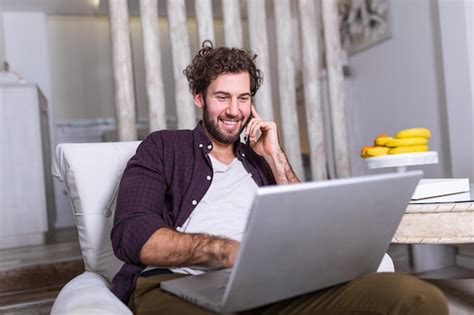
222 0 243 47
246 0 274 121
195 0 215 44
298 0 327 181
108 0 137 141
167 0 195 129
140 0 166 132
321 0 351 178
130 0 351 180
273 0 305 180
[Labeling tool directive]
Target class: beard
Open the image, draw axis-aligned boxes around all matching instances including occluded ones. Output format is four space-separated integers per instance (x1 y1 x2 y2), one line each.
202 101 251 145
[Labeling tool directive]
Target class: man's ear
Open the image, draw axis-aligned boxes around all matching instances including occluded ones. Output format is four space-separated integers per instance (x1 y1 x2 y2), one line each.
193 93 204 108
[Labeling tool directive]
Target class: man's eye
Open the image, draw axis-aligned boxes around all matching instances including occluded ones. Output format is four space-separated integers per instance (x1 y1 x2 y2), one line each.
240 97 250 102
216 96 227 101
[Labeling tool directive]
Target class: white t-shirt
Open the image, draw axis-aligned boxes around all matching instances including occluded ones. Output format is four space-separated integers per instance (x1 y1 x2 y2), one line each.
146 154 258 275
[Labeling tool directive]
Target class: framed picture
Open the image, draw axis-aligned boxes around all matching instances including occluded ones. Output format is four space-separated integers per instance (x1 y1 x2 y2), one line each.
338 0 391 55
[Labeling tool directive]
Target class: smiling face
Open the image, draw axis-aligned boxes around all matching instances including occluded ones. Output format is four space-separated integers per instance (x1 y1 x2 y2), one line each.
194 72 252 145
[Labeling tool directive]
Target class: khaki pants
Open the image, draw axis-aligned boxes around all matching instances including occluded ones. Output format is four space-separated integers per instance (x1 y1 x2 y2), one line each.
129 272 448 315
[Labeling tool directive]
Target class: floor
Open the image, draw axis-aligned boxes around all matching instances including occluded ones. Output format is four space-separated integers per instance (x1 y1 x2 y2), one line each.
426 278 474 315
0 234 473 314
0 229 84 314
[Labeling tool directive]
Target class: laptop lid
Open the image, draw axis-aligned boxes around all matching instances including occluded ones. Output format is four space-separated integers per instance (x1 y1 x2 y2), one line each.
220 171 422 312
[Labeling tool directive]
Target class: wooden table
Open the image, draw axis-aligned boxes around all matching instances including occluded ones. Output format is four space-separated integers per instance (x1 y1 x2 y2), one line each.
393 202 474 244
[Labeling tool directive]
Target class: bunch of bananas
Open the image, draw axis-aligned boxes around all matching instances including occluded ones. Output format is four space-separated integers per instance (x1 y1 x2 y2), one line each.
360 128 431 158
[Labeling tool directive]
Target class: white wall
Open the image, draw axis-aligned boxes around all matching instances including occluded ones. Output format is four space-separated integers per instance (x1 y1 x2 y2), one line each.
346 0 452 179
438 0 473 181
467 0 474 93
465 0 474 178
48 15 169 122
3 12 56 149
48 16 115 121
0 9 5 68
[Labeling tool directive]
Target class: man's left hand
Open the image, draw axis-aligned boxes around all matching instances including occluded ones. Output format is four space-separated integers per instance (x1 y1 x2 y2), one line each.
245 106 283 158
245 106 300 184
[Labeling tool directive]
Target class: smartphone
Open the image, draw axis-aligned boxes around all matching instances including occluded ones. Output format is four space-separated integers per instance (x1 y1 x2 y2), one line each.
245 113 254 146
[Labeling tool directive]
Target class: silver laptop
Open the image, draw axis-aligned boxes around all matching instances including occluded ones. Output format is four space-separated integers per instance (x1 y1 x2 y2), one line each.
161 171 422 313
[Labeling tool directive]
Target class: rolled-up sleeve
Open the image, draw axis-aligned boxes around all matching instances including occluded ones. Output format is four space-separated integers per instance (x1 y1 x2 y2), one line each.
111 134 168 265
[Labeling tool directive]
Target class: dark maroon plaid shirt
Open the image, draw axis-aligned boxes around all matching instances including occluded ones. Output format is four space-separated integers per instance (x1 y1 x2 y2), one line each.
111 122 276 303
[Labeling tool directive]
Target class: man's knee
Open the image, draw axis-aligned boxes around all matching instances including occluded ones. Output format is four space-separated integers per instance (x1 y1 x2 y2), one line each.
359 272 449 314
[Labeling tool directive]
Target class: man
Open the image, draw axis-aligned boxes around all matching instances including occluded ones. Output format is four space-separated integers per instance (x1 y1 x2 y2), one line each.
111 41 448 314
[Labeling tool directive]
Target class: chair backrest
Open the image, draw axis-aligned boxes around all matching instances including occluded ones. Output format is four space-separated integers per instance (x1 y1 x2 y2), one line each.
54 141 140 282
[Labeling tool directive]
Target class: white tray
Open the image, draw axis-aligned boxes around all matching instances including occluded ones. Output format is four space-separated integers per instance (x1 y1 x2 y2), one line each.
365 151 438 171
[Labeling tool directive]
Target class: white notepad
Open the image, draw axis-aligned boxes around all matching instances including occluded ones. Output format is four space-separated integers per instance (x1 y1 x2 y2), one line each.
411 178 470 200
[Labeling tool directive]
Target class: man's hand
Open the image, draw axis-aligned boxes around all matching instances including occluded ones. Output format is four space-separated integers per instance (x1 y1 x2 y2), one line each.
140 228 240 268
216 238 239 268
245 106 300 184
245 106 282 158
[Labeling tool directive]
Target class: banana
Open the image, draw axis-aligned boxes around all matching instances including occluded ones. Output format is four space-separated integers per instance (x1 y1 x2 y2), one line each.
366 146 390 157
361 129 432 159
385 137 428 147
360 146 371 158
388 145 429 154
395 128 431 139
374 135 393 146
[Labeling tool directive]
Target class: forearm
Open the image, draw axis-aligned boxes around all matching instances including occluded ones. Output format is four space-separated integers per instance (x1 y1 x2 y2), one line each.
265 149 300 184
140 227 239 268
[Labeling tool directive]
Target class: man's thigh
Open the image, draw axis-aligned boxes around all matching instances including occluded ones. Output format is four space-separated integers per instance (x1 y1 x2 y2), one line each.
130 272 448 315
246 272 448 315
130 273 214 315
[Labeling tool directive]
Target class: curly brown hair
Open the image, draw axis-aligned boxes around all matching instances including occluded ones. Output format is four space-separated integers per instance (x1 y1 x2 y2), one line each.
183 40 263 97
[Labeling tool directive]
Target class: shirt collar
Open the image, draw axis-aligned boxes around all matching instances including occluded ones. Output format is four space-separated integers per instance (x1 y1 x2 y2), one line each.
193 121 247 159
193 121 214 153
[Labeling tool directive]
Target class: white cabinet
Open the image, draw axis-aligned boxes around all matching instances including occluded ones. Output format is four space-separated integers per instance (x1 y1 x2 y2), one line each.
0 82 54 249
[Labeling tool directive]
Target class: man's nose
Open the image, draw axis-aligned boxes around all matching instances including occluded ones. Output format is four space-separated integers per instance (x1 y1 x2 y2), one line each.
226 98 239 116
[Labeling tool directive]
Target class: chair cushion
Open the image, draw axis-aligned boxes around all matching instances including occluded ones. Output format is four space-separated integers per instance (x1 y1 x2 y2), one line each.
54 142 140 281
51 271 132 315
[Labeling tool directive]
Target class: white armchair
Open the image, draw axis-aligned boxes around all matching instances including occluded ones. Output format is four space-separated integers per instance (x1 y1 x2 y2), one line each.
51 141 395 314
52 141 140 315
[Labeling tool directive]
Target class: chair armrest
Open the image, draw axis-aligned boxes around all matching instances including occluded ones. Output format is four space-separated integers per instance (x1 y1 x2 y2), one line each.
377 253 395 272
51 271 132 315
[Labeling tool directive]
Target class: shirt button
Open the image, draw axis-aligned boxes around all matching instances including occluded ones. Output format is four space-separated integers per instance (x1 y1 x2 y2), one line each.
207 144 212 150
192 200 197 206
206 175 211 180
198 144 203 148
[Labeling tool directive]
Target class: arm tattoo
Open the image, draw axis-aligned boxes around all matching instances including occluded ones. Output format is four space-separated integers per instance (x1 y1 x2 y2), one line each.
270 150 300 184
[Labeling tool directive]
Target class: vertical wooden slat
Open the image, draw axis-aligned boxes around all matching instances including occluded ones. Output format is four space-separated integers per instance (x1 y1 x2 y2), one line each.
322 0 351 178
140 0 167 132
167 0 195 129
195 0 215 44
246 0 274 121
222 0 243 47
108 0 137 141
0 8 5 70
274 0 305 180
298 0 327 181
